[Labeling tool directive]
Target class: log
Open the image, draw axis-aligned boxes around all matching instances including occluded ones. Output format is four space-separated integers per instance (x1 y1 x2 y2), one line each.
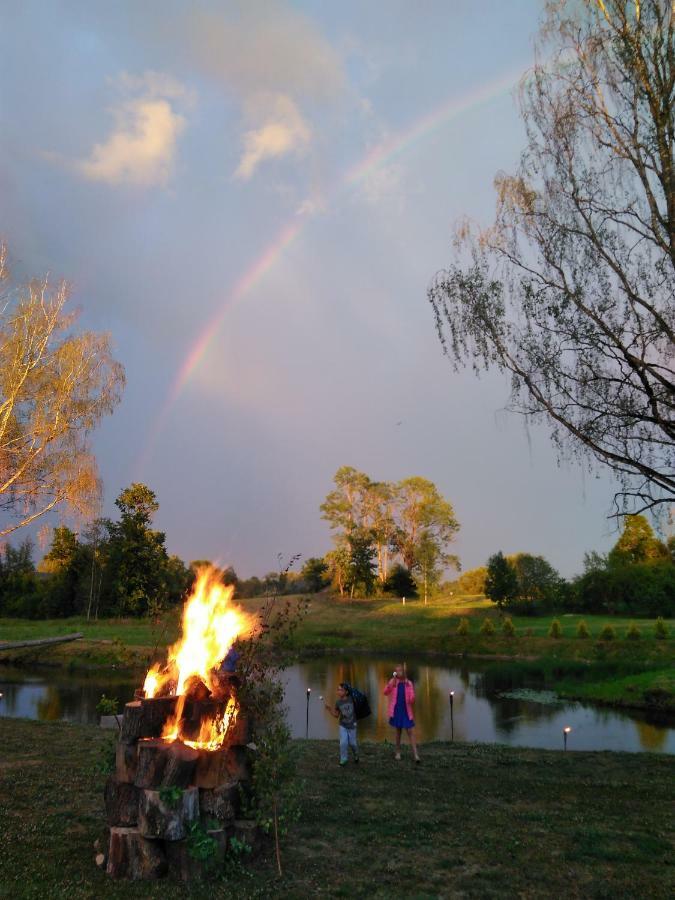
120 697 177 743
138 787 199 841
162 742 199 788
104 775 140 827
135 739 169 789
193 743 251 788
116 742 139 783
199 780 240 822
93 825 110 869
226 712 251 747
179 698 228 741
106 826 167 879
0 632 83 652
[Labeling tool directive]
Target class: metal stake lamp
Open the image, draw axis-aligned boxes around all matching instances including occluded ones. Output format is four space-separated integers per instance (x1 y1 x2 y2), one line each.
306 687 311 739
563 726 571 751
449 690 455 742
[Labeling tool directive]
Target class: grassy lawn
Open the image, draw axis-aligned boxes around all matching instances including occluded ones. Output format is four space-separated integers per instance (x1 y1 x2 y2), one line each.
1 596 672 709
0 717 673 899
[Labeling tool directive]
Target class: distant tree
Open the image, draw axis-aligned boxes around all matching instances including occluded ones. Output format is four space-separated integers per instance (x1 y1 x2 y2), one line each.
0 243 125 537
394 477 459 571
413 528 451 604
320 466 371 534
301 557 329 593
325 545 350 597
38 526 90 617
456 566 488 595
510 554 566 610
346 528 377 597
383 564 418 599
429 0 675 514
0 538 40 616
38 526 78 574
484 552 518 610
608 514 668 566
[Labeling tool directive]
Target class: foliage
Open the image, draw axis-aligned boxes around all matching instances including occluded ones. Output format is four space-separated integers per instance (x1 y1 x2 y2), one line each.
548 619 562 639
185 820 219 862
479 617 495 636
159 785 184 808
300 557 329 592
345 528 377 597
502 616 516 637
95 694 119 717
608 516 669 566
428 0 675 514
382 564 417 598
599 624 617 642
484 552 518 609
455 566 488 595
509 554 566 612
0 244 124 537
572 558 674 617
654 617 669 640
576 619 591 639
625 622 641 641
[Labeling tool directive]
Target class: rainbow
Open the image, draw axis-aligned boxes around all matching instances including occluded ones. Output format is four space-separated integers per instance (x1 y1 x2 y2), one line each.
136 63 526 471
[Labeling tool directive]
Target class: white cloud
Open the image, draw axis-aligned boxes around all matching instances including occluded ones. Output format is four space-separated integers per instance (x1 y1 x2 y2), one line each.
235 94 311 180
77 73 187 186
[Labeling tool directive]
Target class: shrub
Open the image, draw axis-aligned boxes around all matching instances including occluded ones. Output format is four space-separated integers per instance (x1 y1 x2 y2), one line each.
654 617 669 640
625 622 641 641
599 623 616 641
502 616 516 637
576 619 591 639
548 619 562 639
456 617 470 636
479 617 496 636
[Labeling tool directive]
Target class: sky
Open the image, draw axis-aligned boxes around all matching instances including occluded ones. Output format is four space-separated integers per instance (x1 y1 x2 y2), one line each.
0 0 625 578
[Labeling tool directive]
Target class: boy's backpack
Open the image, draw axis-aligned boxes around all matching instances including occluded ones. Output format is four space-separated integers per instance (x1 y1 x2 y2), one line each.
345 683 371 720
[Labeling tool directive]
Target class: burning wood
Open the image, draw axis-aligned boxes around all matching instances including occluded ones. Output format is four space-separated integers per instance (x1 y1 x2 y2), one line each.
103 565 261 881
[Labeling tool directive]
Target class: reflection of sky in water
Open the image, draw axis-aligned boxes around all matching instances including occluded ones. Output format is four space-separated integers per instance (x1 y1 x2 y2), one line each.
1 660 673 754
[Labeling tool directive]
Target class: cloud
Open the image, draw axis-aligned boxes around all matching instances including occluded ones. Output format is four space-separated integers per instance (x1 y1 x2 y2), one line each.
76 73 187 186
235 94 311 180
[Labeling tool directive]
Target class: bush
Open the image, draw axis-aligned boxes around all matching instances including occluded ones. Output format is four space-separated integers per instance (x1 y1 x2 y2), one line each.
502 616 516 637
625 622 641 641
576 619 591 639
479 617 496 636
654 617 669 640
572 560 675 617
548 619 562 639
456 617 470 636
599 623 616 641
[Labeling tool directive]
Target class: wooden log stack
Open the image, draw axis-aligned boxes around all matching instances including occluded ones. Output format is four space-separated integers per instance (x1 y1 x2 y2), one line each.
102 694 259 881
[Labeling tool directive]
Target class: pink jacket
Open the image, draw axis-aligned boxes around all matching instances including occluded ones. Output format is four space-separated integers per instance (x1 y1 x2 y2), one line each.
384 677 415 720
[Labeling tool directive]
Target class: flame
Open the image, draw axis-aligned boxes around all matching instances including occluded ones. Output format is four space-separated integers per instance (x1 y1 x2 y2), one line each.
142 565 255 749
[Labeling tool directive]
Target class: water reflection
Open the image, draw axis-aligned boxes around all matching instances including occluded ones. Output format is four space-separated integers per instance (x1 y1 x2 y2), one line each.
0 658 673 754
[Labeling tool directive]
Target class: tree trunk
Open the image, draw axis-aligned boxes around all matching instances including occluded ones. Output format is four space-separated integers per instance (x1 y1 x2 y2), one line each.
120 697 177 744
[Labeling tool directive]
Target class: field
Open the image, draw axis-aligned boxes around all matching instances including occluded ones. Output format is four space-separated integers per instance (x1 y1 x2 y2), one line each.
0 595 673 709
0 717 673 899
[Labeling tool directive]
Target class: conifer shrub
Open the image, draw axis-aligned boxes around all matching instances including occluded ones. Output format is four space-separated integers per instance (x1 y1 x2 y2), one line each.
502 616 516 637
480 617 496 636
456 617 470 636
625 622 641 641
548 619 562 639
654 617 669 640
599 623 616 641
576 619 590 639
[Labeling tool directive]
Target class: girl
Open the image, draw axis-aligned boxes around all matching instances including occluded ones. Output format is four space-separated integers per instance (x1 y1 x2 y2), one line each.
384 663 420 763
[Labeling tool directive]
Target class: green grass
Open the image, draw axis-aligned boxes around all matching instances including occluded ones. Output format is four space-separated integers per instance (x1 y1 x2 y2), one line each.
0 718 673 899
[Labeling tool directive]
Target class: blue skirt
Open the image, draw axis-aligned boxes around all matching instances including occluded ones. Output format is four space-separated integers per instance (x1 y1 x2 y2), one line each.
389 682 414 729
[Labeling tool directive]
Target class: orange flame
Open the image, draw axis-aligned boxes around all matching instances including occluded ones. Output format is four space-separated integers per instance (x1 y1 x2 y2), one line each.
142 565 255 749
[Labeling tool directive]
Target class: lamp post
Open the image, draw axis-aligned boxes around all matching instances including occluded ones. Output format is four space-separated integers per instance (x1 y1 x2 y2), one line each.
306 688 311 739
449 690 455 742
563 725 571 751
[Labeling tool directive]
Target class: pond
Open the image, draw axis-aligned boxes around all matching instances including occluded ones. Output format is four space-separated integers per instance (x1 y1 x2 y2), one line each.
1 656 673 754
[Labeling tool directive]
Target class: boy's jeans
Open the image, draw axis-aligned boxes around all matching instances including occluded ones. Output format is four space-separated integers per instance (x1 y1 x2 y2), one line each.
339 724 358 762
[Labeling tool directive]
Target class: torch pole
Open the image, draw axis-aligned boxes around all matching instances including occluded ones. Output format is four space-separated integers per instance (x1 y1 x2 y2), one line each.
563 726 571 751
306 688 311 739
449 691 454 742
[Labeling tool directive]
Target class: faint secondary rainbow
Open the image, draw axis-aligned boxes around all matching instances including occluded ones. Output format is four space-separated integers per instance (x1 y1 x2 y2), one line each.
137 63 526 471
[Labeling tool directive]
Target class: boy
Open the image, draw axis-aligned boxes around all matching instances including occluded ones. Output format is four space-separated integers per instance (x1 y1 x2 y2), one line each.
325 682 359 766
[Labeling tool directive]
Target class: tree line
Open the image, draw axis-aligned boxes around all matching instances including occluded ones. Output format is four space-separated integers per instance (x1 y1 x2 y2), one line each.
457 515 674 618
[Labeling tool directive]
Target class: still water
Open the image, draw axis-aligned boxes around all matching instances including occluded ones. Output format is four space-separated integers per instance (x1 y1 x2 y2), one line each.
0 657 673 754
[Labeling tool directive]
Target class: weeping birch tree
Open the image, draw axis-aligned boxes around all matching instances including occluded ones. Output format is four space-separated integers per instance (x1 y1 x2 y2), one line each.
429 0 674 514
0 244 125 536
